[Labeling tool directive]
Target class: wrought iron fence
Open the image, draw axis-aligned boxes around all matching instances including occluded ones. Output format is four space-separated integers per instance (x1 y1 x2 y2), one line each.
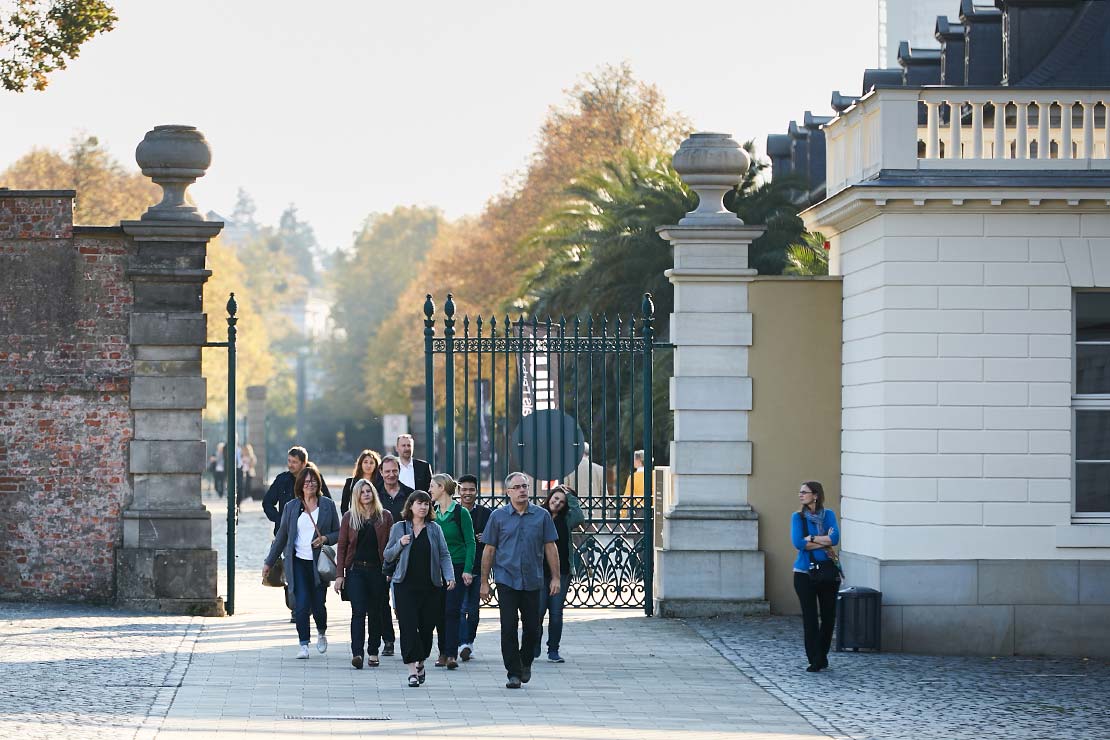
423 293 658 613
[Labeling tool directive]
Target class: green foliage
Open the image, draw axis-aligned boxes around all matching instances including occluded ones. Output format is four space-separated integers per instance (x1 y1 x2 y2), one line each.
784 231 830 276
323 205 442 415
0 0 117 92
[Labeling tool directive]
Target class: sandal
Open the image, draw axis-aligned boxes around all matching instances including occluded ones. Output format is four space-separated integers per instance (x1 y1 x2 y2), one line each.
417 663 426 685
367 656 379 667
407 674 420 688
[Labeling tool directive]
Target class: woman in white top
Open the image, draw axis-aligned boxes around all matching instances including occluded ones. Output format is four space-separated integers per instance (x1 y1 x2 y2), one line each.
263 462 340 659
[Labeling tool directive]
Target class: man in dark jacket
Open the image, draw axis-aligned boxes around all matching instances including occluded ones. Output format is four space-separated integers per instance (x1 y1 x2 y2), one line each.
263 446 332 534
395 434 432 492
456 473 491 662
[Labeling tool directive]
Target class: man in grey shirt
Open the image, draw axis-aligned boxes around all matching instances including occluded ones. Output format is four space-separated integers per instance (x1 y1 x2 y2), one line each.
480 471 559 689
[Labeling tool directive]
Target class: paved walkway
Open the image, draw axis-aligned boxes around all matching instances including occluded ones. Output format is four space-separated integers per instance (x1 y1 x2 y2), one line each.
148 498 822 739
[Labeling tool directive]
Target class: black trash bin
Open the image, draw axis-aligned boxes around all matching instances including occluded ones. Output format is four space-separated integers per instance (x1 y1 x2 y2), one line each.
836 586 881 651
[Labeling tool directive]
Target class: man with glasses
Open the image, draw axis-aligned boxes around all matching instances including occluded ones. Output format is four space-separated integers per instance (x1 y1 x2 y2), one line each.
480 472 559 689
456 474 491 661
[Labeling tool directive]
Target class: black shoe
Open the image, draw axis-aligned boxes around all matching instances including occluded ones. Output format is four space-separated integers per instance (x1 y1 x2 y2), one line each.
806 664 821 672
521 665 532 684
382 642 395 657
819 657 829 669
417 664 426 685
351 655 363 669
506 675 522 689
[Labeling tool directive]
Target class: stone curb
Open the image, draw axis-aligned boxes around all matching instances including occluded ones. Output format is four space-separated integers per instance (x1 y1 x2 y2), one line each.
133 616 203 740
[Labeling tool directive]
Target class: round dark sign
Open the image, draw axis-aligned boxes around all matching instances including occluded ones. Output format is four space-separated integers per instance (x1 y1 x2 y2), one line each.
509 410 586 482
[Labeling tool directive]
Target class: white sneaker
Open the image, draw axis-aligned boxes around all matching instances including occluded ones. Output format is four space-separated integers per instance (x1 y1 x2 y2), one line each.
317 632 328 654
296 644 310 659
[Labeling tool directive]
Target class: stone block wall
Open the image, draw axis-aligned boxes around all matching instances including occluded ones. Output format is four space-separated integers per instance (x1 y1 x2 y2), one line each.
0 192 134 602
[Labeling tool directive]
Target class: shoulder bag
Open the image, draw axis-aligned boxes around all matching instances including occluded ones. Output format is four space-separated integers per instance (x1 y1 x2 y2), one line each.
805 513 842 586
310 508 338 583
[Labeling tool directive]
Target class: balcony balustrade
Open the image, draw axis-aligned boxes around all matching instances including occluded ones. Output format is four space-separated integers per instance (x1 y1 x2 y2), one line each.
825 87 1110 196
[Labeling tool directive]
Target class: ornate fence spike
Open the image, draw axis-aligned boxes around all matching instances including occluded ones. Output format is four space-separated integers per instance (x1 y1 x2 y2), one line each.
423 294 435 321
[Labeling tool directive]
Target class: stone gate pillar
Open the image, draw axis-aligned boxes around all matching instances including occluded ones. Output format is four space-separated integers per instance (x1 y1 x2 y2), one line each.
655 132 768 617
115 125 224 615
246 385 267 497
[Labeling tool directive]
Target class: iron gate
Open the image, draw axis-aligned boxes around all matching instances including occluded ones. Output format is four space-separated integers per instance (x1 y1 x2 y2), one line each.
423 293 657 614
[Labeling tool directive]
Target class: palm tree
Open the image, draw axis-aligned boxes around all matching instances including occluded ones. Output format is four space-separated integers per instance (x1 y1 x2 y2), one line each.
518 146 810 464
784 232 830 276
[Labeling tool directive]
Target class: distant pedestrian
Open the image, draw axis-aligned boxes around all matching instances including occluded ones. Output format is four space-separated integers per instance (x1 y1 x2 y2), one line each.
237 443 256 502
791 480 841 673
535 485 573 663
383 490 456 688
334 479 393 669
341 449 382 514
480 472 560 689
429 473 475 669
456 473 491 662
263 462 340 659
621 449 645 520
213 442 226 498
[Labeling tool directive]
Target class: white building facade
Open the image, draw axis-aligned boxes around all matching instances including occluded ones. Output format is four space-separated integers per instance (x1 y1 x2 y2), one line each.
804 87 1110 655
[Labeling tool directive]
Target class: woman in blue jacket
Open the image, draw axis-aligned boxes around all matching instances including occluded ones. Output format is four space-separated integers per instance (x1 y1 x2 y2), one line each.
791 480 840 672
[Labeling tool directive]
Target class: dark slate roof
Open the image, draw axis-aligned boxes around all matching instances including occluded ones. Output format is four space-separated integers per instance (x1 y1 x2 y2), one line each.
1015 1 1110 86
804 111 834 129
897 42 942 65
862 68 904 93
766 134 792 157
831 91 860 112
961 0 1002 22
935 17 965 40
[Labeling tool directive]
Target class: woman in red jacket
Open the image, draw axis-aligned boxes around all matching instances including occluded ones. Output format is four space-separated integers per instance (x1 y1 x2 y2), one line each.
334 479 394 668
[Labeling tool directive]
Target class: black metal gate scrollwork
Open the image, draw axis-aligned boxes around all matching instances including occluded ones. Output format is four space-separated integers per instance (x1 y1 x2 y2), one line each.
422 293 658 614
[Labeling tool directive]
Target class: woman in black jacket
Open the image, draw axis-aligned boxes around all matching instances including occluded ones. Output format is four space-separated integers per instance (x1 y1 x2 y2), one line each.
340 449 382 514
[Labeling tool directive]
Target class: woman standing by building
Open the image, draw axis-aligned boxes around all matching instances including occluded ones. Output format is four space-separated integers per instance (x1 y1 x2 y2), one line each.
262 462 340 659
791 481 840 672
429 473 474 669
536 485 573 663
341 449 382 514
383 491 455 687
334 479 393 668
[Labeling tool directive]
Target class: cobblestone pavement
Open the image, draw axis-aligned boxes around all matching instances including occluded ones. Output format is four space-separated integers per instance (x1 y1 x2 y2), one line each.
693 615 1110 740
0 603 199 740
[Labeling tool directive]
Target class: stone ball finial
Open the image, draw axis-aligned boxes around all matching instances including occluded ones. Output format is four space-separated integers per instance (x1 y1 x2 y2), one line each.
135 125 212 221
672 132 749 225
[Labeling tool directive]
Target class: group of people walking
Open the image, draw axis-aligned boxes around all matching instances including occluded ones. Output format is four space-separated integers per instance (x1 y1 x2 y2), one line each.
261 437 575 689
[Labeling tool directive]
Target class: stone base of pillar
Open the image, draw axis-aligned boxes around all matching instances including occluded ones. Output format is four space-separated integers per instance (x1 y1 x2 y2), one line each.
116 547 224 616
117 597 226 617
655 508 768 617
655 597 770 618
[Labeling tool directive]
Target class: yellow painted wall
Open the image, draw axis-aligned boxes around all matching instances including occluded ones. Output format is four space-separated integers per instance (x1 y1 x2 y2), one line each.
748 277 842 615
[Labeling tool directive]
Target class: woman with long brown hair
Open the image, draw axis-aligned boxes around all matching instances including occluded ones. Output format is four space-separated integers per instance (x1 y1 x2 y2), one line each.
335 479 393 668
263 462 340 659
341 449 382 514
791 480 841 672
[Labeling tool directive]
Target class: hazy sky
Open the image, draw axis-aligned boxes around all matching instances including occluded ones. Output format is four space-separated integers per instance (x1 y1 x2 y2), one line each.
0 0 879 251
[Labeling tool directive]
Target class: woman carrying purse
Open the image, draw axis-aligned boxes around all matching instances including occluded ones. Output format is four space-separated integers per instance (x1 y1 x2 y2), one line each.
262 463 340 659
791 480 841 673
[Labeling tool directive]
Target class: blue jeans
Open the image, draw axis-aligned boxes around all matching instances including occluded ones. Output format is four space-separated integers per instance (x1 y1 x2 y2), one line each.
458 571 481 646
537 575 571 654
292 556 327 645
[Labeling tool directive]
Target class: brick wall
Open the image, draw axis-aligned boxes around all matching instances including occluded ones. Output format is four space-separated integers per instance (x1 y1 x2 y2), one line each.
0 192 134 602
